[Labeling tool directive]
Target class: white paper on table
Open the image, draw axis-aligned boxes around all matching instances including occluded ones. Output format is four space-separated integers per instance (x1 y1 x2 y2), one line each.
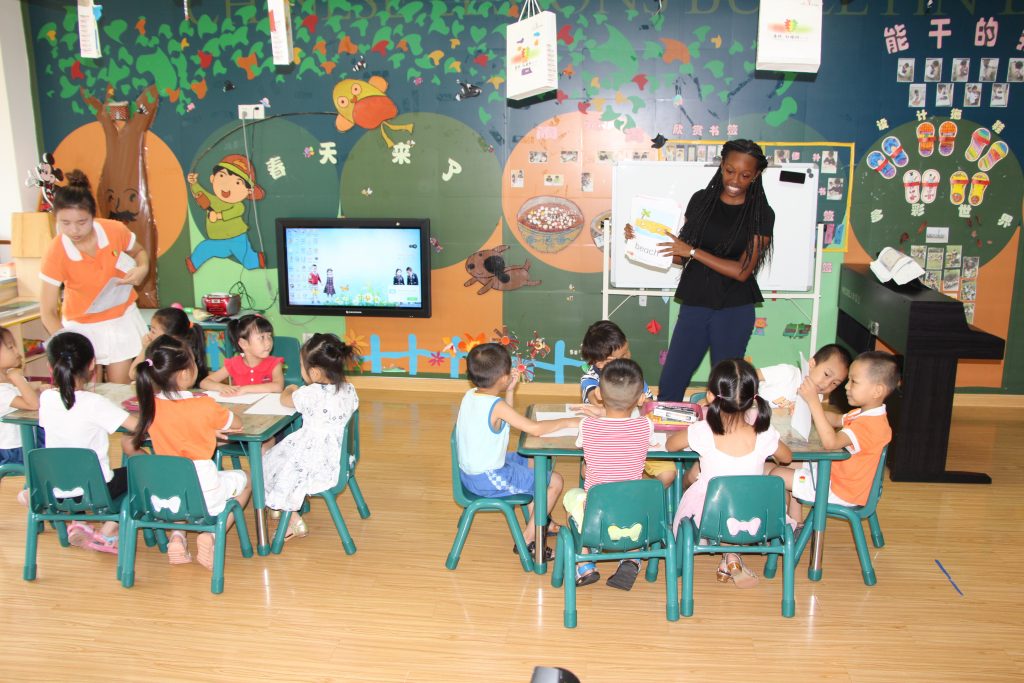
245 394 297 416
648 432 669 451
85 278 134 314
0 406 16 418
536 409 579 438
791 351 812 441
539 426 580 438
204 391 267 405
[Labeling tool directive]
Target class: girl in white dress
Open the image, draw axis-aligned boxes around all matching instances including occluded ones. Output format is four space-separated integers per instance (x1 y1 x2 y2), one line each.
667 358 792 587
263 333 359 540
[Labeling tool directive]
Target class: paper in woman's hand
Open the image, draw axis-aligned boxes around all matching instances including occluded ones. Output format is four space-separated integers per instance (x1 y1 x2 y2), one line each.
624 195 681 271
85 278 134 314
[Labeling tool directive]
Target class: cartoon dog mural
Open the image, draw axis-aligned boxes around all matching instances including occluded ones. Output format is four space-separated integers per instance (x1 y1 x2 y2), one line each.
464 245 542 294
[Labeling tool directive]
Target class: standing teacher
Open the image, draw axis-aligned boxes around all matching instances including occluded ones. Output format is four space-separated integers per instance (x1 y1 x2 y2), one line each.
39 171 150 384
656 139 774 401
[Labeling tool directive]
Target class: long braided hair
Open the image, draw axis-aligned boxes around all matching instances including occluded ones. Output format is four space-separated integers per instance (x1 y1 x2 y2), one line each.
679 139 773 275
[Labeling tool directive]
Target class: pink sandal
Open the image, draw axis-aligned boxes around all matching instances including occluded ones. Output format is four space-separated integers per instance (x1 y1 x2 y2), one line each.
67 522 95 549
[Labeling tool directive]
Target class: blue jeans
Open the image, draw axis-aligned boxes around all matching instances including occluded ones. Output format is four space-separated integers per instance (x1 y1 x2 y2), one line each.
191 234 261 270
657 304 756 401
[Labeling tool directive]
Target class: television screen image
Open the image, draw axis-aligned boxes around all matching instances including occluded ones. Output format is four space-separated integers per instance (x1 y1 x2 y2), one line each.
276 218 431 318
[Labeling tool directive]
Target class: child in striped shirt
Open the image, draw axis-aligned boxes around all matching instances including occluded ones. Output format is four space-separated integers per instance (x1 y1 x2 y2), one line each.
562 358 660 590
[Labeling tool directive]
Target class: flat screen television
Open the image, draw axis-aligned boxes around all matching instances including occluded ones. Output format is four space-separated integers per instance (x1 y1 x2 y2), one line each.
276 217 431 318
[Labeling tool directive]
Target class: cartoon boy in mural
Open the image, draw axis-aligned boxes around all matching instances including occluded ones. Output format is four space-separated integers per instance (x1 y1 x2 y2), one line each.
186 154 266 272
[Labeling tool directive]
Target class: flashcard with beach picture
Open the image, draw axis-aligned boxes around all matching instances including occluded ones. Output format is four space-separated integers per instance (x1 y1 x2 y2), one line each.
624 195 682 271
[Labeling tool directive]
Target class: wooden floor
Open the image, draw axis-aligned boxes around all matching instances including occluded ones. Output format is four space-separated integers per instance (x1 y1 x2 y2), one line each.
1 389 1022 682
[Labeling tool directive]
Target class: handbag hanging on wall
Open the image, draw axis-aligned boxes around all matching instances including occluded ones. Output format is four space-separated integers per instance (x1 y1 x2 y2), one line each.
506 0 558 100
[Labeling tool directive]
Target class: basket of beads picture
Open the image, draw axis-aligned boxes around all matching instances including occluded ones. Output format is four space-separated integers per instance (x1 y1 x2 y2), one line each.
515 196 585 253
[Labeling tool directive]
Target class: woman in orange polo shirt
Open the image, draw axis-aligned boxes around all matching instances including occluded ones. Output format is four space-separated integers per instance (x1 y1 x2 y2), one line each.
40 171 150 384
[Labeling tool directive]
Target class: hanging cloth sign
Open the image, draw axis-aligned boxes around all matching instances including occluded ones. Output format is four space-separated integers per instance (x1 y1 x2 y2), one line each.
755 0 823 74
268 0 295 66
506 0 558 100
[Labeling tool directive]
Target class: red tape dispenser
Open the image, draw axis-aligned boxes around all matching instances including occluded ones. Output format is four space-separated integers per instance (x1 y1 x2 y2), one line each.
641 401 704 432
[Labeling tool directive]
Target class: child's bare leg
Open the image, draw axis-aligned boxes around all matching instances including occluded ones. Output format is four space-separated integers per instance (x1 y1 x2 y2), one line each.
769 465 804 522
656 468 676 489
198 481 251 569
524 471 563 544
683 462 700 488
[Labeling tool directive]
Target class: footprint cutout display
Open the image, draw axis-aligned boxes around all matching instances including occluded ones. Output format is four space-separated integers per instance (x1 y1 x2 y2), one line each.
978 140 1008 171
968 172 989 206
938 121 958 157
949 170 969 205
964 127 991 162
921 169 940 204
882 135 909 167
903 169 921 203
867 150 897 179
916 122 936 157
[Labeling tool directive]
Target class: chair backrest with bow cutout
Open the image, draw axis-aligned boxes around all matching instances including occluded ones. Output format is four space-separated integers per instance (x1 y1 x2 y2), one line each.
26 448 117 515
127 455 212 523
579 479 668 552
698 475 787 544
856 446 889 516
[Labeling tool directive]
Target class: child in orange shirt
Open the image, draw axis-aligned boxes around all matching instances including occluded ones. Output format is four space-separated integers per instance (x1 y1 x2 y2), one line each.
771 351 898 520
128 335 251 569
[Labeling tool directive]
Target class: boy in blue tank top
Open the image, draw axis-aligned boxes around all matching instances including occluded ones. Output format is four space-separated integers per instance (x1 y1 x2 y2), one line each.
456 343 578 560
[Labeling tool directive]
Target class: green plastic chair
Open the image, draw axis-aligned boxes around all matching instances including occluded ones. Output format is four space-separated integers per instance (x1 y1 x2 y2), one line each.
445 427 534 572
120 455 253 594
793 446 889 586
678 475 795 617
22 448 127 582
668 391 708 508
270 412 370 554
274 335 303 387
551 479 678 628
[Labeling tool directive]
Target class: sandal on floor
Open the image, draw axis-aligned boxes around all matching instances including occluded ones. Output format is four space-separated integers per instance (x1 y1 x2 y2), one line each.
167 531 192 565
545 522 561 537
606 559 641 591
87 533 119 554
725 554 759 589
512 540 554 562
575 561 600 587
716 559 732 584
284 516 308 541
196 533 216 571
67 522 95 549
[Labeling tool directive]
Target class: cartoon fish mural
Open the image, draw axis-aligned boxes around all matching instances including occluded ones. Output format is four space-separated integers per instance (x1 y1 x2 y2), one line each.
332 75 413 148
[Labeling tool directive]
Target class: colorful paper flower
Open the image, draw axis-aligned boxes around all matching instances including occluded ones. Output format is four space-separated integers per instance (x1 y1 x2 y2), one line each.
303 146 315 158
512 356 536 382
492 326 520 353
527 331 550 359
428 351 446 367
458 332 486 354
344 330 366 355
646 319 662 335
441 337 458 357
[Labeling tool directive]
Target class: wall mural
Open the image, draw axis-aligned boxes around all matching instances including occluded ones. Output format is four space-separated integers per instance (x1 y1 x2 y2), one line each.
26 1 1024 390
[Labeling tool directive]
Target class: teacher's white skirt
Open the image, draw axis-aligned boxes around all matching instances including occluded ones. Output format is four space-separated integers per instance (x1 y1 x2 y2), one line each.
62 304 147 365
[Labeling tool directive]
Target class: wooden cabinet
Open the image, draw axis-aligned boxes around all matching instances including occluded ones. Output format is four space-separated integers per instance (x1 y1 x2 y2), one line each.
0 305 49 379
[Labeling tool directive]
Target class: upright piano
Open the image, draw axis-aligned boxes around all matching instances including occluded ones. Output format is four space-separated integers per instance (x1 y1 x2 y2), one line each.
837 264 1005 483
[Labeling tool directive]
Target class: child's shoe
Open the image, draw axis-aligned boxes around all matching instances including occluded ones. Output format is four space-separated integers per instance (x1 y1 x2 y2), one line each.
575 561 600 587
283 516 309 542
606 559 641 591
167 530 192 564
67 522 96 548
87 534 119 554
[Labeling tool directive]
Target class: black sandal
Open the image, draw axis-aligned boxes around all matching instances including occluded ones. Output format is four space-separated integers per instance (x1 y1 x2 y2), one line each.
606 559 641 591
512 540 554 562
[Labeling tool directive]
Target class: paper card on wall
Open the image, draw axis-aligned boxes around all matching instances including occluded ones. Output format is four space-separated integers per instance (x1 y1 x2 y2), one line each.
267 0 295 66
926 226 950 243
624 195 680 271
77 0 101 59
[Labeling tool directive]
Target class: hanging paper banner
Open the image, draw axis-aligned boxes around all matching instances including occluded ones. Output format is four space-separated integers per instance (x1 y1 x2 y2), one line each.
268 0 295 66
506 0 558 100
77 0 101 59
756 0 823 73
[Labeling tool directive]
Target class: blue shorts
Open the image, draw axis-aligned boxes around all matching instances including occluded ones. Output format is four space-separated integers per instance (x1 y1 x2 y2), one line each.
461 451 545 498
0 447 24 466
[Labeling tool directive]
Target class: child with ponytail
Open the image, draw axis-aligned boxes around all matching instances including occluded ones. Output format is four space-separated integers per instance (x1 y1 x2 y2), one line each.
39 332 138 553
128 335 251 568
129 307 208 384
666 358 792 588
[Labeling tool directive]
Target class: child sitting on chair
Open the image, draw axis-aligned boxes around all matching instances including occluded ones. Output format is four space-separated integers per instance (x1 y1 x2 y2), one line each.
563 358 662 591
456 343 577 561
579 320 675 489
771 351 897 523
758 343 852 413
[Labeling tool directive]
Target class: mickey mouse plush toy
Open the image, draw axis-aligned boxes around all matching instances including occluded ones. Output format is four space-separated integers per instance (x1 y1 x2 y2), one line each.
25 152 64 211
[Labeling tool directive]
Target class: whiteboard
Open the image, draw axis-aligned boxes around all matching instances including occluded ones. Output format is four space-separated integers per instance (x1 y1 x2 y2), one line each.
610 161 818 291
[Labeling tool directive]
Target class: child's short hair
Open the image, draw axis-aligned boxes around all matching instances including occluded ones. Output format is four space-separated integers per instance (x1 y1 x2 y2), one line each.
599 358 644 411
813 343 853 369
227 313 274 350
855 351 900 396
466 343 511 389
581 320 627 365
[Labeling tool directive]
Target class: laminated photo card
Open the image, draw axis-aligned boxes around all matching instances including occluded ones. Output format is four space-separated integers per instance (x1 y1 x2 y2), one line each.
624 195 682 271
